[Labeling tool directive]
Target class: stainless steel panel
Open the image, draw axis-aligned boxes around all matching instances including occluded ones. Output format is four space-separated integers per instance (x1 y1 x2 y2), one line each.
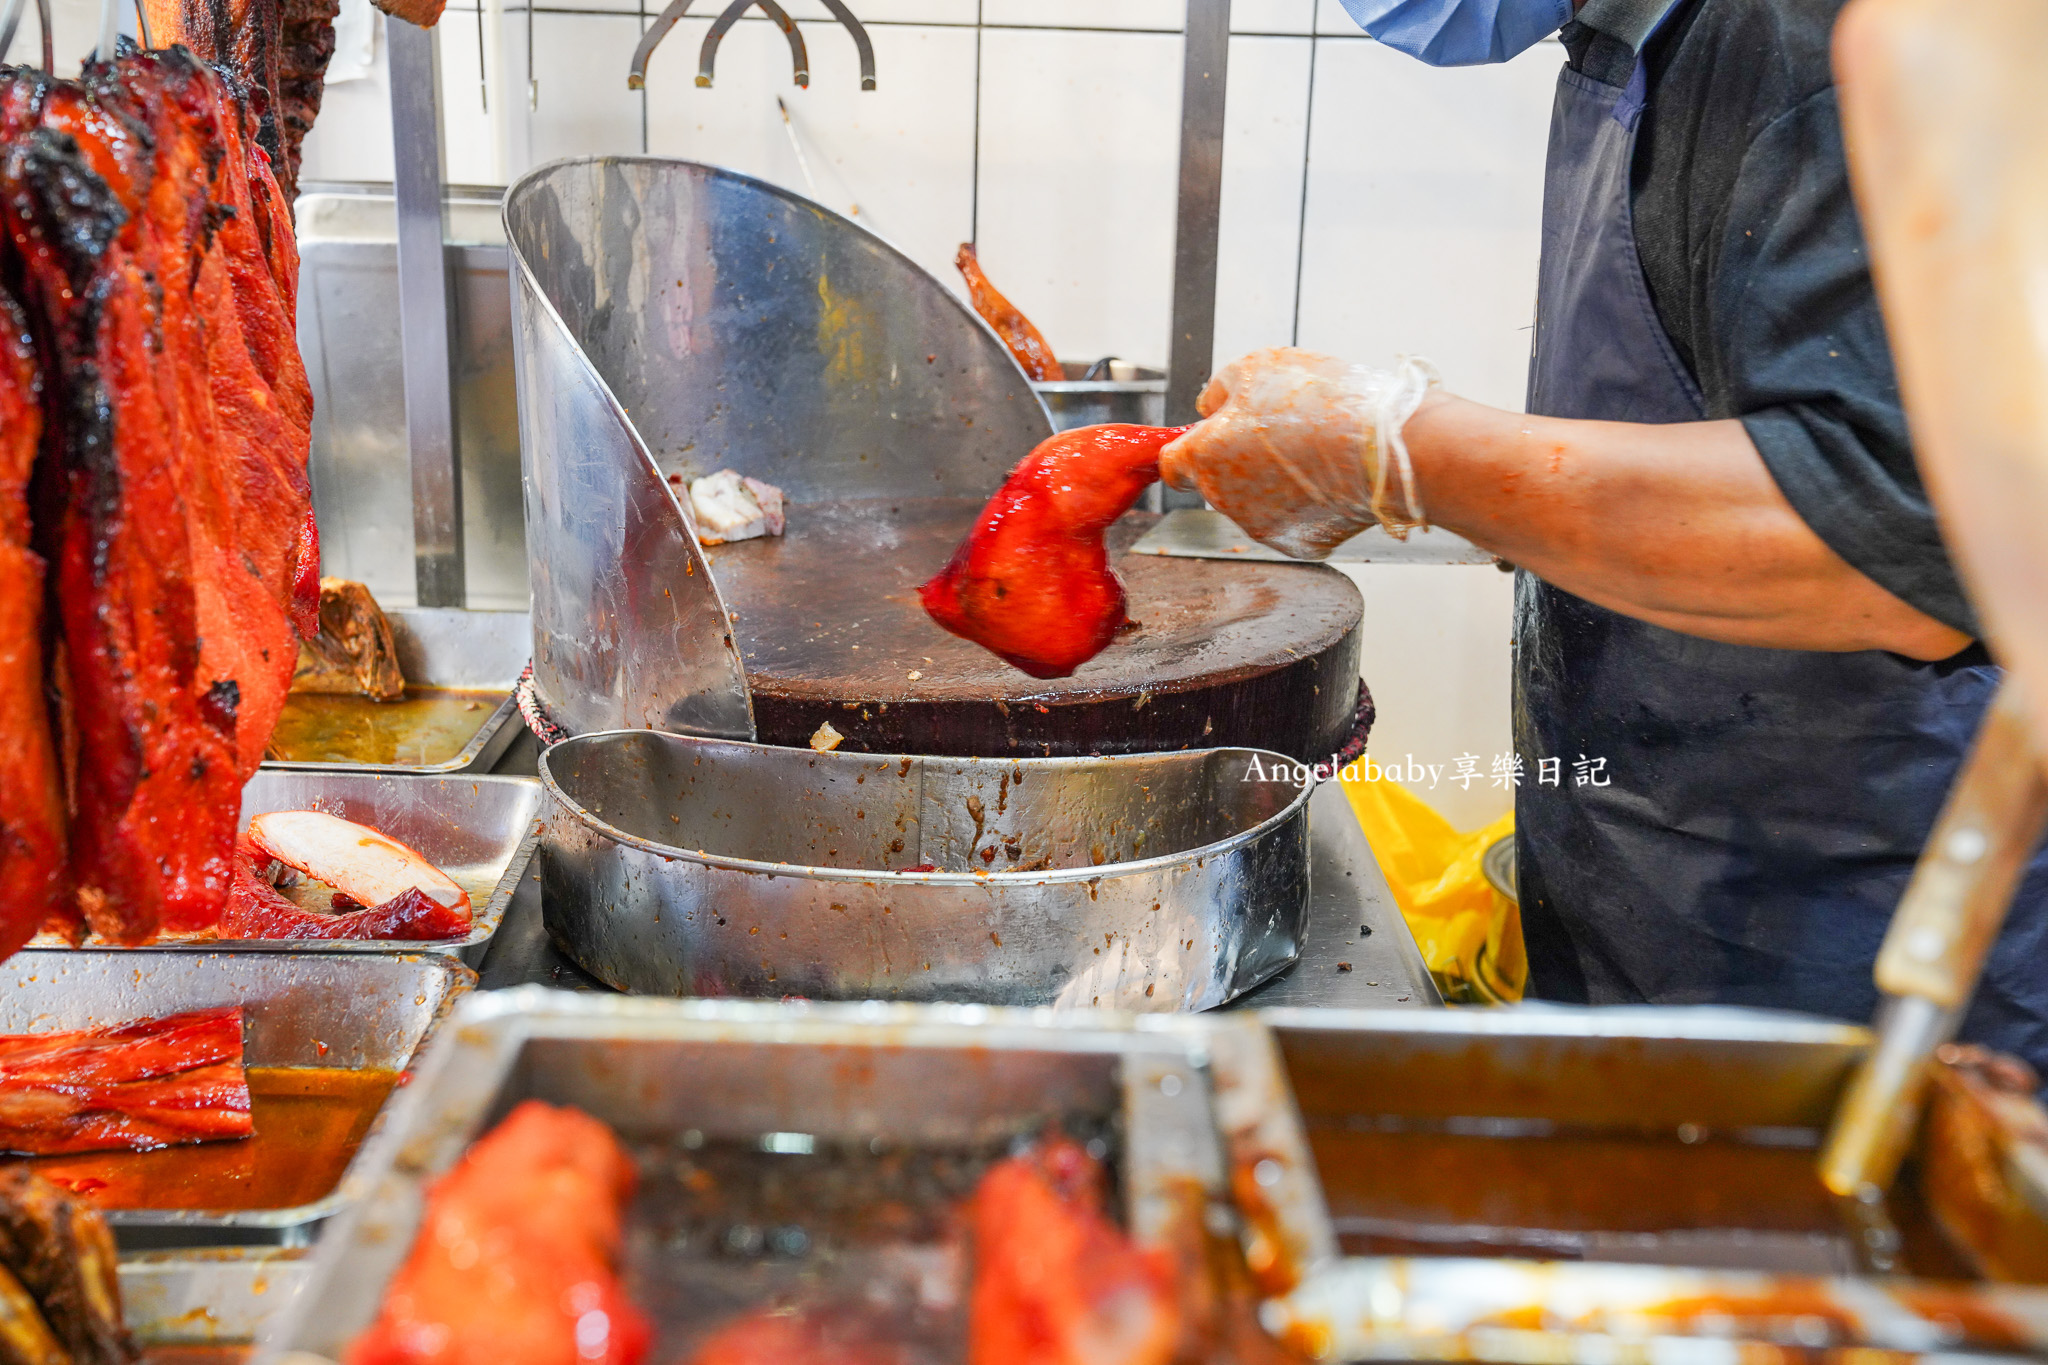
500 157 1056 740
263 608 531 776
537 731 1311 1009
0 951 472 1232
296 194 526 612
509 252 754 740
262 992 1227 1359
388 18 464 608
1167 0 1231 429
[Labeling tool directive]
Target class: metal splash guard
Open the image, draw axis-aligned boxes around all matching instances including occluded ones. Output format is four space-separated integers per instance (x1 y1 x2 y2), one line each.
502 156 1052 740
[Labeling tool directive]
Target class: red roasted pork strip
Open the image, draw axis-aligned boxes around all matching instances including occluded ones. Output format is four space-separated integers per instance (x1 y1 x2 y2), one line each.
0 1007 251 1157
0 283 66 959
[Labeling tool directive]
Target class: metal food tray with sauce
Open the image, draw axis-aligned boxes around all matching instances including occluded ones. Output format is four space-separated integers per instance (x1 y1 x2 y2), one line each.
34 772 543 964
261 998 2048 1362
263 608 530 775
1218 1006 2048 1360
2 951 472 1244
263 991 1232 1360
538 731 1312 1010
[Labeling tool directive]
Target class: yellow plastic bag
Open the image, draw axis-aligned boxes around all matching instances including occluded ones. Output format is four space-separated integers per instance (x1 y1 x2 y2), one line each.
1339 774 1525 1004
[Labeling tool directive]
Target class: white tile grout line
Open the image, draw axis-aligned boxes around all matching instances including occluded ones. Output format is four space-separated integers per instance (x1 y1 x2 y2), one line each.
969 0 982 246
474 9 1371 37
1289 0 1317 347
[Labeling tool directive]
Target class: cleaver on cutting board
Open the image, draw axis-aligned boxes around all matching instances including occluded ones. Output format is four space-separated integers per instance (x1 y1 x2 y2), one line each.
1128 508 1502 566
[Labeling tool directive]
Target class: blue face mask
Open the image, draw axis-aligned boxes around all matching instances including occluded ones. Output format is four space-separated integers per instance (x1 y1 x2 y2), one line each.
1336 0 1571 66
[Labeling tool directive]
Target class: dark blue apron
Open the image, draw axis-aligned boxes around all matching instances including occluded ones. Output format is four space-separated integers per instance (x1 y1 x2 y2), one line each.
1514 7 2048 1073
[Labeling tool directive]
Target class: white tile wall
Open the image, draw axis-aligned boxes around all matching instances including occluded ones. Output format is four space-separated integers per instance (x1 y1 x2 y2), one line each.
300 23 397 183
644 18 978 287
981 0 1182 31
1232 0 1314 35
1339 563 1516 828
507 11 649 170
1295 35 1557 409
299 9 505 186
975 24 1181 366
1214 33 1310 365
768 0 976 22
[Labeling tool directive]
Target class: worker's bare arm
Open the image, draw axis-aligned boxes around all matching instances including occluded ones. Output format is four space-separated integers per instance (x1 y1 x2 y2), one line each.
1404 392 1971 660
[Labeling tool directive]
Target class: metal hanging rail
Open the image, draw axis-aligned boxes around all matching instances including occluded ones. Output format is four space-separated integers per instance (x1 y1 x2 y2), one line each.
388 16 467 608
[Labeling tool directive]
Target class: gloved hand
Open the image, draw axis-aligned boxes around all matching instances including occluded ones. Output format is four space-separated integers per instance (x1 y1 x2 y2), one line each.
1158 347 1441 559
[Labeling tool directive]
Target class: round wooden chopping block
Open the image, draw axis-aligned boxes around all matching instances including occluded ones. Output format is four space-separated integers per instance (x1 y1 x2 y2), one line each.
707 498 1367 761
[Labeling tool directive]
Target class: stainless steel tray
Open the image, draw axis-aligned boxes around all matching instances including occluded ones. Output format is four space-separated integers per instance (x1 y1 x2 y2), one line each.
538 731 1312 1010
229 770 541 963
1268 1256 2048 1360
0 951 472 1238
30 771 543 962
264 607 531 775
262 990 1229 1360
122 1249 308 1345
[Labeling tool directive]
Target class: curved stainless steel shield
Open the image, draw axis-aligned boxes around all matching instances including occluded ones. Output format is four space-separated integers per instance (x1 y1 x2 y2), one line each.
503 156 1053 739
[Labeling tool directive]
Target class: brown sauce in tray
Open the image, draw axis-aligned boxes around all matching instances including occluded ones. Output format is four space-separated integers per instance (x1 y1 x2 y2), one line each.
1308 1127 1977 1278
23 1067 397 1211
270 687 500 767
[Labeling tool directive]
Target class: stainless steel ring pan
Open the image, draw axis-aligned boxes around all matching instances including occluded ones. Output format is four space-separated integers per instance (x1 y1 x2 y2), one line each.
538 731 1313 1010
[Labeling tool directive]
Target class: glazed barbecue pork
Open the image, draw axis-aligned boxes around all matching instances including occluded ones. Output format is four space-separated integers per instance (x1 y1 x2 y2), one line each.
956 243 1061 382
146 0 449 202
968 1138 1180 1365
0 1007 252 1157
0 286 65 960
0 1168 136 1365
292 578 407 699
221 842 471 941
920 424 1186 678
0 51 316 948
349 1101 652 1365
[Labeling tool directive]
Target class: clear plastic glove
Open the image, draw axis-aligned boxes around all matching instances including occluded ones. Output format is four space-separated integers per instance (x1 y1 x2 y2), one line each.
1158 347 1441 559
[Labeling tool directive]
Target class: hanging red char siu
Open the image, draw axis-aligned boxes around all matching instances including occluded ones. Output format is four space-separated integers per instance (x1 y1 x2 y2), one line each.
0 285 64 960
0 50 318 947
144 0 449 202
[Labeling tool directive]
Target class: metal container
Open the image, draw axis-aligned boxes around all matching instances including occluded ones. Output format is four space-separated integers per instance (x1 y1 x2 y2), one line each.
0 951 472 1241
1032 359 1168 431
264 607 531 775
1268 1256 2048 1360
234 771 540 963
33 773 542 962
262 991 1229 1359
1224 1006 2048 1359
538 731 1312 1009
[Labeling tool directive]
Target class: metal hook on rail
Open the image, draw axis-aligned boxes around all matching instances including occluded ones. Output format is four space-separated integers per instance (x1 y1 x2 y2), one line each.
698 0 805 89
629 0 871 91
628 0 690 89
817 0 872 90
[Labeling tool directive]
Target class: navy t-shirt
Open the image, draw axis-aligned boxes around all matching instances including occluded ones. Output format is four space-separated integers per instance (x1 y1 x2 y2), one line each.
1566 0 1979 638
